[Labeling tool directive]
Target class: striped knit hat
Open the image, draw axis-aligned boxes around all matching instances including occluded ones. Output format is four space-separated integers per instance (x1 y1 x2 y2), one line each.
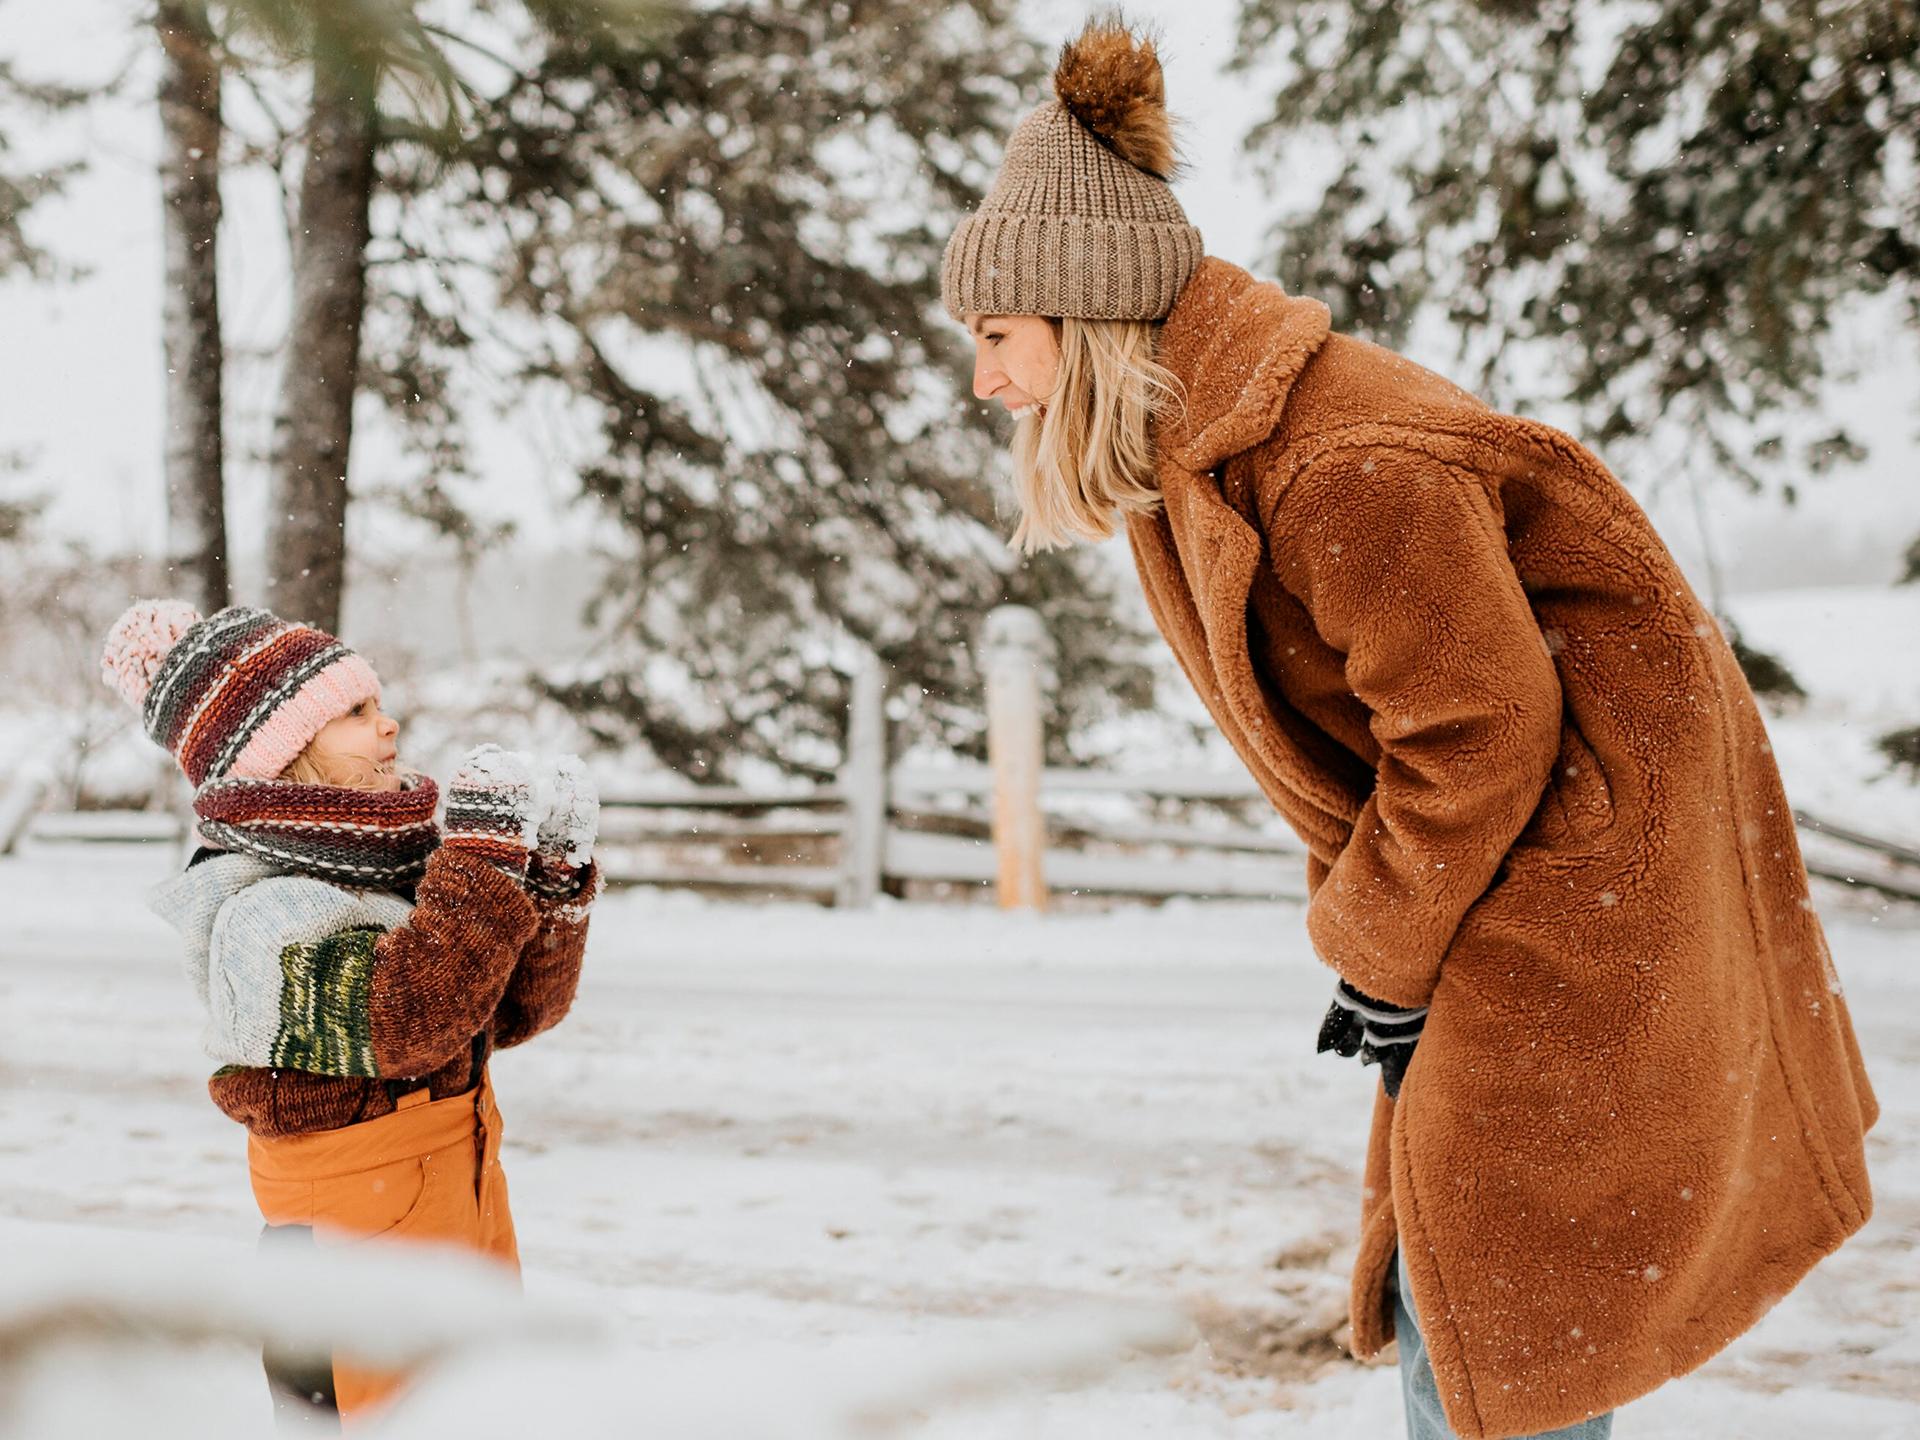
101 601 381 788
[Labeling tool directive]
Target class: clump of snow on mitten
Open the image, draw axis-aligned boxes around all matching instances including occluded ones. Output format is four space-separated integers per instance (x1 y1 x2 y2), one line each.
538 753 600 866
101 599 201 709
448 743 551 848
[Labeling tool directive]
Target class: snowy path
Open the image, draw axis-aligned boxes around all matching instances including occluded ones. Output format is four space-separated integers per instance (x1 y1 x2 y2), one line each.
2 845 1916 1437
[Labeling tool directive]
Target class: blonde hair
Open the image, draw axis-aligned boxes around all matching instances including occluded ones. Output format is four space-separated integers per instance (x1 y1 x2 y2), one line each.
279 740 388 789
1008 316 1183 553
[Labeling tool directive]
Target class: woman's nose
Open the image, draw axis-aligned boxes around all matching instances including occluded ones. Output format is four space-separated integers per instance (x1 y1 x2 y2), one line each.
972 353 1000 401
379 715 399 739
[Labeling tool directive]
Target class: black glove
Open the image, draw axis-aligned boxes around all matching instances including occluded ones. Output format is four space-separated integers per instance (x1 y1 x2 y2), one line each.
1316 979 1428 1098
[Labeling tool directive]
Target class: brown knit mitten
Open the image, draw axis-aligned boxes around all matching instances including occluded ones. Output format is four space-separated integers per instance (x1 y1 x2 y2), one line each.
442 744 546 879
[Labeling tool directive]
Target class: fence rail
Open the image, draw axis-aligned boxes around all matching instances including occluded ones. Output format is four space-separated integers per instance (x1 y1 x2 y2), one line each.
1792 808 1920 903
14 777 1916 906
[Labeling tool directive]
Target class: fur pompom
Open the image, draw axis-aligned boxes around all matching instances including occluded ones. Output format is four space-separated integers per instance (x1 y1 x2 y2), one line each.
101 598 202 710
1053 18 1178 180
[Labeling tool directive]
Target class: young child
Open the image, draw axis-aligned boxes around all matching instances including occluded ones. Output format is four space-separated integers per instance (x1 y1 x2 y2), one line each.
101 599 602 1423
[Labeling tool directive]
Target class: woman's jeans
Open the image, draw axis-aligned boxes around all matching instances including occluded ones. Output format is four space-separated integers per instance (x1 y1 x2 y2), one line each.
1395 1251 1615 1439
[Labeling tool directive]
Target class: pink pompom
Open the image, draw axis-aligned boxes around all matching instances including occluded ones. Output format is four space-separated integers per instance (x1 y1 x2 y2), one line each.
101 598 202 709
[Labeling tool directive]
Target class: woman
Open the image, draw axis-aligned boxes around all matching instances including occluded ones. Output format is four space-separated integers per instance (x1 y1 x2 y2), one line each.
941 21 1876 1440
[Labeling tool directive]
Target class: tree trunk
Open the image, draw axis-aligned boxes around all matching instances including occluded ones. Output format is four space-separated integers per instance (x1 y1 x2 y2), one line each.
265 43 376 632
156 0 229 614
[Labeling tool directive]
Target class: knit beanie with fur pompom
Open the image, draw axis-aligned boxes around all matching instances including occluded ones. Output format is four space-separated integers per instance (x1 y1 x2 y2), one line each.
101 601 381 787
941 18 1203 322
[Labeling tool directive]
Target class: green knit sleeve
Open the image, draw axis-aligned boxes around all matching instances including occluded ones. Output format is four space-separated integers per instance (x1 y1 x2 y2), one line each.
268 926 385 1077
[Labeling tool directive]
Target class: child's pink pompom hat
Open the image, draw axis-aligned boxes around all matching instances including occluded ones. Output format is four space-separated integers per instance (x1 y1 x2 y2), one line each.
101 601 381 788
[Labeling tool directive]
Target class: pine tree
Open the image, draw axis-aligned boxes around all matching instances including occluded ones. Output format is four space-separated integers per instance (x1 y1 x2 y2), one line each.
0 60 85 278
382 0 1157 778
1880 725 1920 780
1231 0 1920 498
217 1 669 632
0 60 87 568
156 0 231 614
219 3 470 632
0 467 41 550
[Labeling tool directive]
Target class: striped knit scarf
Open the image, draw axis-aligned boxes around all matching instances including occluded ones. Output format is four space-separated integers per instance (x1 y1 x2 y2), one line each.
193 774 441 887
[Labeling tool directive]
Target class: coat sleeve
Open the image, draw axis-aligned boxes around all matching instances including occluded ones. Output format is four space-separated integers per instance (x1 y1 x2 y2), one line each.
1270 444 1562 1007
202 874 414 1075
366 846 542 1077
492 862 599 1050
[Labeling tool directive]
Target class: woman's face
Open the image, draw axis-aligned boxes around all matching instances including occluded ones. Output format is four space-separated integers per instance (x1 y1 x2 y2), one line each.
308 697 403 791
966 314 1060 418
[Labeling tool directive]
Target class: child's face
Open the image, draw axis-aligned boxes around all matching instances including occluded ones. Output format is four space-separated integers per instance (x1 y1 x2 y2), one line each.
309 697 403 791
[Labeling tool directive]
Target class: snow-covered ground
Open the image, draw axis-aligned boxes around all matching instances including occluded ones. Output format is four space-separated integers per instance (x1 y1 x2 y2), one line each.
1 843 1915 1437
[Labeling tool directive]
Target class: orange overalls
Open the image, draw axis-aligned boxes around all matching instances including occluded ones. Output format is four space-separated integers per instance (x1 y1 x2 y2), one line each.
248 1071 518 1420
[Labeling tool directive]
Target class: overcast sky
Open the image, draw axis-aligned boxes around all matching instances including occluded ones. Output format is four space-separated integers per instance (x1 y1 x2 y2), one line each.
1 0 1916 593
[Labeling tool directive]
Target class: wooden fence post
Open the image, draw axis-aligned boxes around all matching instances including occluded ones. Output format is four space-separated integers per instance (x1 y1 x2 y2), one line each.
980 606 1048 910
836 652 888 908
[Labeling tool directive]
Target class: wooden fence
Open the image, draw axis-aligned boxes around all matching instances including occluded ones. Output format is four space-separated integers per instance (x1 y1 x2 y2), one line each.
573 629 1310 904
5 606 1919 908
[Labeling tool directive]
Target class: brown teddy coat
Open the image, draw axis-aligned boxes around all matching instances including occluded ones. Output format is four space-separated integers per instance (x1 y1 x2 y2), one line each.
1127 258 1878 1438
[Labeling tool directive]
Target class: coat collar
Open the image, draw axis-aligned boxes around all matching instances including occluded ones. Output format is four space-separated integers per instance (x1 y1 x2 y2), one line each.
1154 257 1332 475
1126 260 1357 857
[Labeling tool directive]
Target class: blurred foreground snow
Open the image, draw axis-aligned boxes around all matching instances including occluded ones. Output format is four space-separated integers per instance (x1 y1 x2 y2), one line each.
1 849 1916 1437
